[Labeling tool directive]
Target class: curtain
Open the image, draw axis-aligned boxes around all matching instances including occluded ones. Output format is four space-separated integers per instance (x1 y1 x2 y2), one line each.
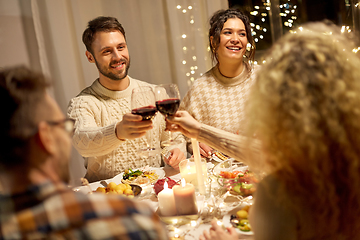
0 0 228 186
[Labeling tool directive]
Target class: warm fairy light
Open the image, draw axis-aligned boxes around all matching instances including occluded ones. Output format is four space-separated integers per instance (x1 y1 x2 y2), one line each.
188 6 192 9
190 77 194 81
186 73 190 77
254 6 260 9
192 56 196 60
182 34 187 38
182 9 187 13
260 35 264 39
182 60 186 64
250 23 255 27
190 19 194 24
176 5 181 9
353 47 360 53
190 220 197 226
299 27 303 31
263 28 267 32
256 25 260 30
194 66 198 70
261 18 265 22
250 11 258 16
183 46 187 50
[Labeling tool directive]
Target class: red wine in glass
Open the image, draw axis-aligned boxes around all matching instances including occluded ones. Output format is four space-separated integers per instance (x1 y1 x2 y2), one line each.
156 98 180 117
154 84 182 146
131 86 160 157
132 105 158 120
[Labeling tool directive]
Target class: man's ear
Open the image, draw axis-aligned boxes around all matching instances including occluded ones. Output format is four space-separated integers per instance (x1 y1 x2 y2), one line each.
85 51 95 63
37 121 56 155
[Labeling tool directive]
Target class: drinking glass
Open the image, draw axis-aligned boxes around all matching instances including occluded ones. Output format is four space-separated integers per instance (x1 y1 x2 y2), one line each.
154 84 182 146
131 86 160 157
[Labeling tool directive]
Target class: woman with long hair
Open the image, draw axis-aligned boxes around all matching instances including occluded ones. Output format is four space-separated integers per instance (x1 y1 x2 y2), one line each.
168 22 360 239
180 8 257 158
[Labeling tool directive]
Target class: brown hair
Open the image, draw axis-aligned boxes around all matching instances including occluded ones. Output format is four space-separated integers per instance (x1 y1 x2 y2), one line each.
82 16 126 54
0 66 50 167
247 22 360 238
209 9 255 64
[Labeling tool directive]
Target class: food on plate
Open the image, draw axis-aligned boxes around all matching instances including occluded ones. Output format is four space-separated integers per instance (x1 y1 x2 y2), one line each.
94 181 135 198
154 177 179 195
218 170 258 196
214 151 229 160
122 168 159 184
230 205 252 232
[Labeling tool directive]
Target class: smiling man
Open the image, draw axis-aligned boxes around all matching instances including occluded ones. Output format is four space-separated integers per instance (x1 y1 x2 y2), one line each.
68 16 186 183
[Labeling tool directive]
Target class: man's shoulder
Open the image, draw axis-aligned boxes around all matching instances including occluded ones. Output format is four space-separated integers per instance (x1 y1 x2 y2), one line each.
129 77 156 88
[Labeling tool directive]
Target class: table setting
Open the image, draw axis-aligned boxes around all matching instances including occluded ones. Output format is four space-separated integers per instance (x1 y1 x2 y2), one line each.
73 139 258 240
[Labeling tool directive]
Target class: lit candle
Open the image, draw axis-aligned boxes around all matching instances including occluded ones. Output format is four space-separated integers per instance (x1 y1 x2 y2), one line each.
158 182 177 216
191 138 206 194
173 179 198 215
180 159 207 186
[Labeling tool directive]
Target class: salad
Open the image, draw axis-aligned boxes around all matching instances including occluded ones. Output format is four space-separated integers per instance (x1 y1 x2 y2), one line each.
218 169 258 196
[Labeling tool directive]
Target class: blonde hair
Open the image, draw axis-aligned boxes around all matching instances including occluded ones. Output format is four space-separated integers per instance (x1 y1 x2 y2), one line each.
247 22 360 238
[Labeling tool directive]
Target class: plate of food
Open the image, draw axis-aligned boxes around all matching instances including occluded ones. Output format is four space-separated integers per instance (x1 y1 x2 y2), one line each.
213 161 258 196
223 204 254 235
73 180 141 198
112 167 165 185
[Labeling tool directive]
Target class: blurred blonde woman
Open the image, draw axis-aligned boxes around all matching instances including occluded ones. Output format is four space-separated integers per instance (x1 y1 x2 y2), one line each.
167 21 360 239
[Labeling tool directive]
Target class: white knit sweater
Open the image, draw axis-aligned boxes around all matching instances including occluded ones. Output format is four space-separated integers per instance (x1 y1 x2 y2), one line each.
67 77 186 182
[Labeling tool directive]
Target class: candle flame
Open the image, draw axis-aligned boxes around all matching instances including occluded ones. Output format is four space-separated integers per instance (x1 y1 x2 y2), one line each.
181 178 186 187
164 181 168 189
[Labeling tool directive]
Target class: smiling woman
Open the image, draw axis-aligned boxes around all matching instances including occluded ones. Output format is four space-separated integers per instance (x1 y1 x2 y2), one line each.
180 9 258 160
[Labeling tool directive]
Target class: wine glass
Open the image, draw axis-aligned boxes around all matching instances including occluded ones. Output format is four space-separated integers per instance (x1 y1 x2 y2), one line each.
131 86 160 157
154 83 182 146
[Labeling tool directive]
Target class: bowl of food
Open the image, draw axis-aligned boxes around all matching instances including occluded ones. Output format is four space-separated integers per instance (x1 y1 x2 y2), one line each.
213 163 258 196
93 181 142 197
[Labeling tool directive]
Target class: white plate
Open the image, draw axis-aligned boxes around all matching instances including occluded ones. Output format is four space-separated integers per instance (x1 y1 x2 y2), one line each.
73 180 108 194
111 167 166 184
73 167 165 194
222 205 254 235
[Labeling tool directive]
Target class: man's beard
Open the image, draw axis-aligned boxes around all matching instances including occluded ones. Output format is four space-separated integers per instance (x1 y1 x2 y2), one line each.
95 57 130 81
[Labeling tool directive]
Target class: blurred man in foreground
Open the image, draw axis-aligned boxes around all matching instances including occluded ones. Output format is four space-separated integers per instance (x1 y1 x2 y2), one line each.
0 66 168 239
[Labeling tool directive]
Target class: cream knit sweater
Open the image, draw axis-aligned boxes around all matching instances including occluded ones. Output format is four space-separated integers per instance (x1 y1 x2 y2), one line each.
181 64 258 135
67 77 186 182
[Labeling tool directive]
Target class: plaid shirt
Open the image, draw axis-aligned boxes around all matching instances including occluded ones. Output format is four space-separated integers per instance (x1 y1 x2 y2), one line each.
0 181 168 240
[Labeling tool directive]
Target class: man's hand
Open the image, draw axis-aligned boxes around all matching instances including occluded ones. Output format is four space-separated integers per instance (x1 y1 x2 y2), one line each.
164 148 185 169
115 113 153 140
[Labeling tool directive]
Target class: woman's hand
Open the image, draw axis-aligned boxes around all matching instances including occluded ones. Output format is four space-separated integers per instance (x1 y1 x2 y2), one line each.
199 219 238 240
165 111 202 139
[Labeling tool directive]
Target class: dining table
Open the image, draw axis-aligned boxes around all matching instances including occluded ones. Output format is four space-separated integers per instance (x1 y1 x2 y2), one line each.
74 162 255 240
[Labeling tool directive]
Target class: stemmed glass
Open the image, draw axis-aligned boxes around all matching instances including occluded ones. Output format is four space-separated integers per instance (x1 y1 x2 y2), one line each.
131 86 160 157
154 83 182 146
